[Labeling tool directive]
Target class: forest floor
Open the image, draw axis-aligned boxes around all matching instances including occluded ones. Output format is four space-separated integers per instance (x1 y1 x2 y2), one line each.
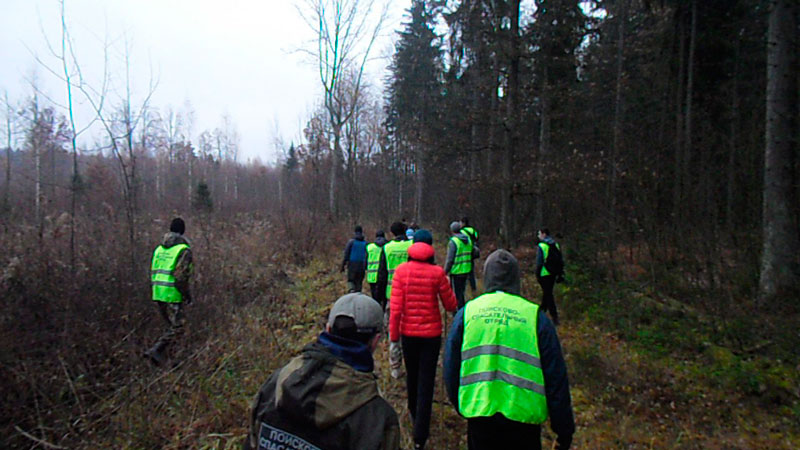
8 227 798 449
246 248 800 450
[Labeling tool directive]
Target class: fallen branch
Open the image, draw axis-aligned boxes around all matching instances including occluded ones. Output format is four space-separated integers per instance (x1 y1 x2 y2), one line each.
58 354 85 415
14 426 67 449
743 340 773 354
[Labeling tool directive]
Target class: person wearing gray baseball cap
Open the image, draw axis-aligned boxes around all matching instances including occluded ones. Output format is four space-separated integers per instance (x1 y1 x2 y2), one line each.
244 293 399 450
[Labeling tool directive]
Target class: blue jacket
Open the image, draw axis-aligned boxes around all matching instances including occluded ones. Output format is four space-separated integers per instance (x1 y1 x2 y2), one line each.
342 231 368 272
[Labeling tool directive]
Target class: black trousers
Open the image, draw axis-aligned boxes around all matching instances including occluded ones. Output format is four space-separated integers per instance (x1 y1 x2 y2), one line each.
467 415 542 450
369 282 382 306
346 268 365 293
401 336 441 447
450 274 468 309
537 275 558 324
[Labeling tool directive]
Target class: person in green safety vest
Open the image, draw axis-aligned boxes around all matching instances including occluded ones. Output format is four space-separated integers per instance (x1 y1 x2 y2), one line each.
377 221 412 379
366 229 388 306
445 220 475 309
443 249 575 450
144 217 193 365
536 228 564 326
460 216 480 293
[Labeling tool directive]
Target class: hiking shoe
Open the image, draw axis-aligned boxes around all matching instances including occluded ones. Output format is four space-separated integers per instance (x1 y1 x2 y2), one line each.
143 348 165 366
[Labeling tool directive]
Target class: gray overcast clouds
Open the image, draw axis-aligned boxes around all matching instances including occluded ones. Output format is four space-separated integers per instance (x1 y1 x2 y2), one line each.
0 0 410 163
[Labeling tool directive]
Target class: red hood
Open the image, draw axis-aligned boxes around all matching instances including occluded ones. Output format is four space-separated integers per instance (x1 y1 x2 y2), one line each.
408 242 435 261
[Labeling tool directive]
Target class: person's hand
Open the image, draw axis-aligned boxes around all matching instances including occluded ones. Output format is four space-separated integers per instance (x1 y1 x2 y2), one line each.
184 293 193 305
554 434 572 449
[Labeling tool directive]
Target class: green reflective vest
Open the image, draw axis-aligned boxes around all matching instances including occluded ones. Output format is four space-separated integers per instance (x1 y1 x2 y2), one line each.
151 243 189 303
366 242 382 283
459 291 548 424
462 226 478 243
538 241 561 277
450 235 473 275
384 239 412 298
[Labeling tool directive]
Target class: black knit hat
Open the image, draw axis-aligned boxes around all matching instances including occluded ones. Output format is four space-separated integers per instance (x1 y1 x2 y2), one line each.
390 221 406 237
170 217 185 235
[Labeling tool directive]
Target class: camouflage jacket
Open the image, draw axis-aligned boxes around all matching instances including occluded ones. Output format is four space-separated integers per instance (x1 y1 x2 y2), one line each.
245 334 400 450
156 232 193 301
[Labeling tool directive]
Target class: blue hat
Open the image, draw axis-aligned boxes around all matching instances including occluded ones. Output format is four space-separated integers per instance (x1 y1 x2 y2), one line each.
413 229 433 245
406 228 414 239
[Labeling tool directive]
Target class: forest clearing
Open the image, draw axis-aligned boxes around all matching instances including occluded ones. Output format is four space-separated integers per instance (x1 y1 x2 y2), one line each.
1 215 798 448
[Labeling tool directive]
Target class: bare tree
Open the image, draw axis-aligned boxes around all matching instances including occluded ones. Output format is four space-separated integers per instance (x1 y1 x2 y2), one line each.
75 32 157 275
297 0 389 218
28 0 104 271
2 91 15 213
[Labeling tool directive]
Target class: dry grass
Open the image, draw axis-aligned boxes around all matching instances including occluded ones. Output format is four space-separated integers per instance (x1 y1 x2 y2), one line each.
2 217 798 448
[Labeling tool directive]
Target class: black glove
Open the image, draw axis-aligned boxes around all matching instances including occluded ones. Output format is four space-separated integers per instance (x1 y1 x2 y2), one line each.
555 434 572 449
184 292 193 305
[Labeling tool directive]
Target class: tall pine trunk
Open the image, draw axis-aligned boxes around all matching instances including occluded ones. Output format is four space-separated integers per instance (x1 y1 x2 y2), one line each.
760 0 799 300
536 67 550 228
609 0 628 242
673 14 686 224
501 0 521 247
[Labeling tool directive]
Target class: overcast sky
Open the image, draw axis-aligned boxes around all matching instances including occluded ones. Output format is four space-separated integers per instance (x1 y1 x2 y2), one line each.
0 0 411 163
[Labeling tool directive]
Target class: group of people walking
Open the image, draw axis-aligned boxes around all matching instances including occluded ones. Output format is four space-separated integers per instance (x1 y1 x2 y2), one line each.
246 219 574 450
142 217 572 449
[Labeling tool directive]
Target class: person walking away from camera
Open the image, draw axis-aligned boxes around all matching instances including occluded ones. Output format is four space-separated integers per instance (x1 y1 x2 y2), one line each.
366 229 388 305
389 229 458 450
342 225 368 293
145 217 193 365
460 216 480 293
536 228 564 325
444 249 575 450
445 221 474 309
377 221 413 379
244 293 400 450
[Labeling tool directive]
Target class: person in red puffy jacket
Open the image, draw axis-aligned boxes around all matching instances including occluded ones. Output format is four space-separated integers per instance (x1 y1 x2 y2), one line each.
389 228 458 450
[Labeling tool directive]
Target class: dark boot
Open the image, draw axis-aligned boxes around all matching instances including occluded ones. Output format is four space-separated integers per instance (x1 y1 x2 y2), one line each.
144 341 167 366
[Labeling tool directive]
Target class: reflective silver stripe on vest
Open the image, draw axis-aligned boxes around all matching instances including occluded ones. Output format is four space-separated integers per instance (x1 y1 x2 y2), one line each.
462 345 542 368
151 280 176 287
151 269 174 276
461 370 546 395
